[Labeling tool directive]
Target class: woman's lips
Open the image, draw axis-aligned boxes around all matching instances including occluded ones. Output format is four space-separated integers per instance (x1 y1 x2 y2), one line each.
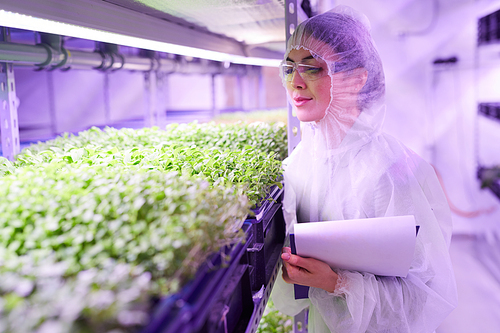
293 96 312 107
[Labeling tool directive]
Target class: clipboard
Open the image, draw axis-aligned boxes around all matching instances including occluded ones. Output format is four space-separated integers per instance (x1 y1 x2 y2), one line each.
289 216 420 299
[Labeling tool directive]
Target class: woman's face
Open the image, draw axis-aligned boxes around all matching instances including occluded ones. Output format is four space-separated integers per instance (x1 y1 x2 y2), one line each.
285 48 332 122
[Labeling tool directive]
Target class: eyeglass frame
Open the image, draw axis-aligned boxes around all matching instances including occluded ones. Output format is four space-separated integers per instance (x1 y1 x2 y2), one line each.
279 60 330 82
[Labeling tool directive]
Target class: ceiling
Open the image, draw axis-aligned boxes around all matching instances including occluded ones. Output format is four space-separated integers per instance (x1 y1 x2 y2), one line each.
106 0 294 48
103 0 314 55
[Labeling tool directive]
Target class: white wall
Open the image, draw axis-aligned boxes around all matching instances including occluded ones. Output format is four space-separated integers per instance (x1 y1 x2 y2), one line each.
13 64 286 143
15 68 146 142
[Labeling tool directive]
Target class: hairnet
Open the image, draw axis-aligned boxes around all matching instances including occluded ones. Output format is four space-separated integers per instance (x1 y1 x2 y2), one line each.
272 6 457 332
283 6 385 151
290 7 384 110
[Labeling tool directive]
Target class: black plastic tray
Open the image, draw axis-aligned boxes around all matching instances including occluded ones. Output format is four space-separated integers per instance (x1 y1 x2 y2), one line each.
144 228 250 333
249 184 284 221
188 221 284 333
246 201 285 292
244 256 282 333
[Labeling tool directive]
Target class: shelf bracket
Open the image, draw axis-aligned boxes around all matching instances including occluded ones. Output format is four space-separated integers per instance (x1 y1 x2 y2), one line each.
0 27 20 161
285 0 301 156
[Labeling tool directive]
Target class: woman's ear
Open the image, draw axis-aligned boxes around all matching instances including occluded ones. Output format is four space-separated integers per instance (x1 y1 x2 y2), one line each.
353 68 368 93
343 67 368 93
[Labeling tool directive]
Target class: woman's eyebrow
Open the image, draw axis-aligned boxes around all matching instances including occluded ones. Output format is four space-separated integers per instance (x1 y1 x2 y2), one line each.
286 55 316 62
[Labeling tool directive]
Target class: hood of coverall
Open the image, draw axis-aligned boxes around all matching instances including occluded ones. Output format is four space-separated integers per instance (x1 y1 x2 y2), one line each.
282 6 386 156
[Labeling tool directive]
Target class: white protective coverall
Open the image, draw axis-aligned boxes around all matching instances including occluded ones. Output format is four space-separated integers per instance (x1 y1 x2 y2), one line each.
270 6 458 333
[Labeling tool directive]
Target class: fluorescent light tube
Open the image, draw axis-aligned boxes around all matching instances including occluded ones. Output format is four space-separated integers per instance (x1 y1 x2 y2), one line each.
0 9 281 67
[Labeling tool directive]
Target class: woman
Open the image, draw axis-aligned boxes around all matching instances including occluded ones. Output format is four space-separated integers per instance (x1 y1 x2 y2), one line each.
270 5 457 333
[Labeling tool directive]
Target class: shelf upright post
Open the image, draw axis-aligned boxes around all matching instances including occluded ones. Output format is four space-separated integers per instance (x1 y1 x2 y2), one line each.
144 70 158 127
258 68 266 110
211 73 219 119
285 1 309 331
285 0 301 156
0 27 20 161
236 74 243 111
155 71 168 129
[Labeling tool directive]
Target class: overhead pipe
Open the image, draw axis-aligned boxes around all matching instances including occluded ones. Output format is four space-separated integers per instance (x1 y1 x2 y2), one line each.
0 39 260 76
0 41 53 65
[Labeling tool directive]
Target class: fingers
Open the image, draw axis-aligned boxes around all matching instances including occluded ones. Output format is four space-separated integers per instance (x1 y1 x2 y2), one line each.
282 257 310 285
281 246 306 267
281 264 292 284
280 247 315 285
280 247 339 292
281 248 302 284
282 252 310 271
282 261 300 284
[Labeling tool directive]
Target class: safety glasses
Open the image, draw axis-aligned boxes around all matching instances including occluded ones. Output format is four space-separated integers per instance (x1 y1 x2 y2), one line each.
279 60 329 82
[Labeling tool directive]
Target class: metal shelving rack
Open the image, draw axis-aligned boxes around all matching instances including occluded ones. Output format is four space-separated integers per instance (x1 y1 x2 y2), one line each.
0 27 20 161
0 0 281 60
0 0 286 160
0 1 297 332
476 6 500 203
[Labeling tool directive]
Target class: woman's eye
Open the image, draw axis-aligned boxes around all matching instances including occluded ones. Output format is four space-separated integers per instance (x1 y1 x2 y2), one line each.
284 67 294 75
304 67 322 74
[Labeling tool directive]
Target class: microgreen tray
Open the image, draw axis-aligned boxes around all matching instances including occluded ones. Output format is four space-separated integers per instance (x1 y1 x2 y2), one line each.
245 254 283 333
249 184 284 221
143 224 251 333
246 200 286 292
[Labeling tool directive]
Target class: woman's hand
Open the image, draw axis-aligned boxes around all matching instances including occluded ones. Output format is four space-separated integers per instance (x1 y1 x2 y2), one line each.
281 247 338 293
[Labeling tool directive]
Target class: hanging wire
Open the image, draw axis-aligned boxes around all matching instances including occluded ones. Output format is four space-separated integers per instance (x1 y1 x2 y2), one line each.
433 165 497 218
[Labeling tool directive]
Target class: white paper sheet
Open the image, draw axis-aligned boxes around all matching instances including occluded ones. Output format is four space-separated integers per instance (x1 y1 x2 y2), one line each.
293 215 417 277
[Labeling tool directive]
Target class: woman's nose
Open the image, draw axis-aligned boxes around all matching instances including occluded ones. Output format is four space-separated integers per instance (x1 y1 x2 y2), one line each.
290 70 306 89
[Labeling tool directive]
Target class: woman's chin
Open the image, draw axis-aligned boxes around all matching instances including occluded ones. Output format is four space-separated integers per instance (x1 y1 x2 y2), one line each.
298 117 317 123
296 110 326 123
